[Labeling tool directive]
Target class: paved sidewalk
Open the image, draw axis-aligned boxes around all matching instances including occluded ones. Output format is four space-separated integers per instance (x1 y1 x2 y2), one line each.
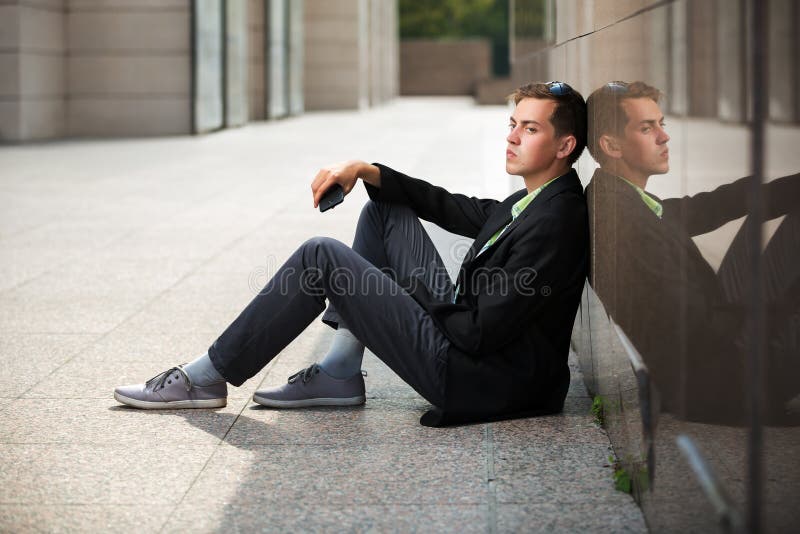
0 98 646 533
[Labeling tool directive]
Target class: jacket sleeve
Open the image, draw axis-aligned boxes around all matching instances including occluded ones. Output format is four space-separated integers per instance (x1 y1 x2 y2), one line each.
662 173 800 236
413 202 586 356
363 163 501 239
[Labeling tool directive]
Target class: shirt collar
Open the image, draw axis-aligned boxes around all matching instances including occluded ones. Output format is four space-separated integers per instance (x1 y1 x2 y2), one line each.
616 175 663 218
511 172 567 219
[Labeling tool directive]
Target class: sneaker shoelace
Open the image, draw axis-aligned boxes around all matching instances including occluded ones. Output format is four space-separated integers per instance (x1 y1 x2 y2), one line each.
286 364 369 384
287 363 321 385
146 366 193 392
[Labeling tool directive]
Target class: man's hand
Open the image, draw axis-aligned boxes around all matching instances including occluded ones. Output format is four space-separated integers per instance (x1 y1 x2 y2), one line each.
311 160 381 208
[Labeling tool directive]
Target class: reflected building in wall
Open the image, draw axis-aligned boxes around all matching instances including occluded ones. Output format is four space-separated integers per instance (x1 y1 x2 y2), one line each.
0 0 399 141
511 0 799 532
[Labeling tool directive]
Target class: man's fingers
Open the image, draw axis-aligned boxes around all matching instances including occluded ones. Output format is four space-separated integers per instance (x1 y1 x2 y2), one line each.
311 169 327 194
311 162 358 207
313 177 337 208
311 169 334 207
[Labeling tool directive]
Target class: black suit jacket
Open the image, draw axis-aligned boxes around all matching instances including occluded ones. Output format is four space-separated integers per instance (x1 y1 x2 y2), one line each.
365 164 589 425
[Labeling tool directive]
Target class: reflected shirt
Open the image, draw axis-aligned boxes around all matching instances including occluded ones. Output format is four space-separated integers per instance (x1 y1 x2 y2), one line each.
618 176 663 218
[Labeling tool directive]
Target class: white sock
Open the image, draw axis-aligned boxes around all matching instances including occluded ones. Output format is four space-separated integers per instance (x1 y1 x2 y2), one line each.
182 352 225 386
318 328 365 379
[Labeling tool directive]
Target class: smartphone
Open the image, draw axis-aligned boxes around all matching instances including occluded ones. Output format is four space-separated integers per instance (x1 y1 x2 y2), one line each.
319 184 345 212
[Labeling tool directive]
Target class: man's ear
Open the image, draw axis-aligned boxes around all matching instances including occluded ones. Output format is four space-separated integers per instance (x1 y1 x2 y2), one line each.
599 134 622 160
556 134 577 160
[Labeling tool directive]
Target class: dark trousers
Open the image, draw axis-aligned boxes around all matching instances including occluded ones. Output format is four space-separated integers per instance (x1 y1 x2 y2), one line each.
715 211 800 415
208 201 454 407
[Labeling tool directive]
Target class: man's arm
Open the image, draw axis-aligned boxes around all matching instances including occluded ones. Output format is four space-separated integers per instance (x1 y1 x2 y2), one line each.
363 163 500 239
662 172 800 236
311 160 500 239
311 160 380 208
358 162 381 189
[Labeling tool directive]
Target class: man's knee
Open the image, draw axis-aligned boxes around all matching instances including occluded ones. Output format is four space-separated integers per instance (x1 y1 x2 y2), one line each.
300 236 357 271
359 199 385 222
359 199 414 225
299 237 363 295
301 236 345 255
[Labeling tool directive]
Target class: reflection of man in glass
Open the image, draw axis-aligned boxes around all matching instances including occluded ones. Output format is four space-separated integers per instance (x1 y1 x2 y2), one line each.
585 81 799 425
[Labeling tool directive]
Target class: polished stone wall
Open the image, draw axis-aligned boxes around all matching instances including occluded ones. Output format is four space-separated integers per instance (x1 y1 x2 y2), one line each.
68 0 193 136
0 0 67 140
512 0 800 531
247 0 265 120
303 0 398 110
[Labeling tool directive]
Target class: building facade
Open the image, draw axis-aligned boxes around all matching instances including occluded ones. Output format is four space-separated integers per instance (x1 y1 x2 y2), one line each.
0 0 399 141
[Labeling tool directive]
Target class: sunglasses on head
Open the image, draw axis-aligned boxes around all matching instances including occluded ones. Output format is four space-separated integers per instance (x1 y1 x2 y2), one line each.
546 81 574 96
604 81 629 93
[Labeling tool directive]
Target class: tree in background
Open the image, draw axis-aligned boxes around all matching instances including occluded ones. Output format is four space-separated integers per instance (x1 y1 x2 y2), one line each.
399 0 511 76
513 0 546 41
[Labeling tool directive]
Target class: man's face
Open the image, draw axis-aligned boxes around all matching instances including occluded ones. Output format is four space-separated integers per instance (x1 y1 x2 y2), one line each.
506 98 564 178
617 97 670 178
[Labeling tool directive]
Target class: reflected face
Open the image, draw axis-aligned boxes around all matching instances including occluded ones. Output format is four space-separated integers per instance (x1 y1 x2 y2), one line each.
506 98 562 178
619 98 670 178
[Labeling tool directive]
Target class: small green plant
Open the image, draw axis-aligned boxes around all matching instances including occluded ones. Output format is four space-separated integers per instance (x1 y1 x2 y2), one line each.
609 454 632 493
591 395 605 426
607 454 650 495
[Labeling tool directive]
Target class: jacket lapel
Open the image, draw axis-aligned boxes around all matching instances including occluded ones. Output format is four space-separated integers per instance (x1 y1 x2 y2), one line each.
461 191 524 265
471 170 581 260
454 170 580 292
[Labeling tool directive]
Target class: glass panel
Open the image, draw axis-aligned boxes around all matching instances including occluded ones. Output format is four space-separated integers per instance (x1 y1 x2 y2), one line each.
288 0 304 115
511 0 799 530
267 0 288 118
193 0 224 133
763 1 800 532
225 0 248 127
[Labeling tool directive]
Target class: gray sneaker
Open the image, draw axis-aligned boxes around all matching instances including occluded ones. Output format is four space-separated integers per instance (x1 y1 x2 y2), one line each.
252 363 365 408
114 365 227 409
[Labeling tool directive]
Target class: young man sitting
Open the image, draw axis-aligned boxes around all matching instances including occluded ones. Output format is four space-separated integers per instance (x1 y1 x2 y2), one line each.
115 81 590 426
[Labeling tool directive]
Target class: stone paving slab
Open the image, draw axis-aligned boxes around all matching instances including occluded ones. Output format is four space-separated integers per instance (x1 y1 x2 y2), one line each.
68 331 219 363
492 408 613 448
0 289 143 334
0 443 218 505
498 503 647 533
183 442 488 507
0 223 136 293
226 398 485 447
493 443 619 505
113 299 249 336
164 504 489 534
0 504 172 533
0 98 646 532
22 355 264 400
1 398 241 446
0 333 98 397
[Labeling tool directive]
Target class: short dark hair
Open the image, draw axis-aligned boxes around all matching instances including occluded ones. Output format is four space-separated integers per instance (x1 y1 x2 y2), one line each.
586 81 662 164
508 82 587 165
